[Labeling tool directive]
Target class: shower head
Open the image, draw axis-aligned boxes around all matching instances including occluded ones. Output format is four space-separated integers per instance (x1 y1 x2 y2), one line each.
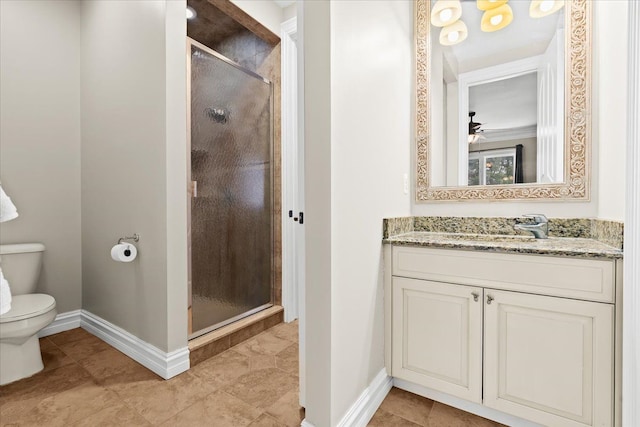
205 107 230 124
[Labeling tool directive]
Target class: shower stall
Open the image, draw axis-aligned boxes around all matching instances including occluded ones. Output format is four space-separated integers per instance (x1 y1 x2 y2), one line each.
188 39 274 338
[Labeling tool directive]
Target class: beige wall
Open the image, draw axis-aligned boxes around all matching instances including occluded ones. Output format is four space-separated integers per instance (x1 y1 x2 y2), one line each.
412 1 628 221
595 0 627 221
81 0 188 352
330 1 413 423
0 0 82 313
283 3 296 22
165 0 190 353
301 1 333 424
301 0 413 424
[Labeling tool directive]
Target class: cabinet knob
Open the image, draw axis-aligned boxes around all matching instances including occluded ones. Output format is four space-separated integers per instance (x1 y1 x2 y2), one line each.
487 295 494 305
472 292 479 302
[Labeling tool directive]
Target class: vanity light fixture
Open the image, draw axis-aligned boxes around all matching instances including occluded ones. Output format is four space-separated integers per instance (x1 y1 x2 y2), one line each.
481 3 513 32
431 0 463 27
529 0 564 18
440 20 468 46
476 0 509 11
186 6 197 20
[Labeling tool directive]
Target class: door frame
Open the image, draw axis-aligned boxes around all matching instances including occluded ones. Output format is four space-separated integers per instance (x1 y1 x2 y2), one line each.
281 16 299 324
281 15 306 408
624 3 640 426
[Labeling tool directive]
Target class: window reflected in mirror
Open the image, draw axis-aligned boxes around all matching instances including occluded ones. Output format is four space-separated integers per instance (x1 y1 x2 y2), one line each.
468 148 518 186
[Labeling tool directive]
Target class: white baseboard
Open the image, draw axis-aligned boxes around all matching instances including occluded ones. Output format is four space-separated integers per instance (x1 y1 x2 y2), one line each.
38 309 82 338
80 310 189 380
300 369 391 427
337 369 393 427
393 378 543 427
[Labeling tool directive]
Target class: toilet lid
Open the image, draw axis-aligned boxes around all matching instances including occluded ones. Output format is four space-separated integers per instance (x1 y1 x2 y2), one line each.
0 294 56 323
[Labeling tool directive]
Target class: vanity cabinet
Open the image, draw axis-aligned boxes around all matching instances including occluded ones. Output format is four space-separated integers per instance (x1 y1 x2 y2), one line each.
483 289 613 427
386 245 620 427
392 278 483 403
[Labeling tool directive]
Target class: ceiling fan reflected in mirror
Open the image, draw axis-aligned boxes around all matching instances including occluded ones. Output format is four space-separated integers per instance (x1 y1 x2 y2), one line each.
468 111 486 143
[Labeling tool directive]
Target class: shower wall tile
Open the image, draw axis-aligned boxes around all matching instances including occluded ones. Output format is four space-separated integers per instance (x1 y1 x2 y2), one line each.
190 336 231 366
208 0 280 46
264 310 284 329
230 321 268 347
258 44 283 306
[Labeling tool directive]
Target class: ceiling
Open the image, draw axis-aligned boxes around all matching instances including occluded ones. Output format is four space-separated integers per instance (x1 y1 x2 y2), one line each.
439 1 563 74
469 72 538 132
273 0 295 8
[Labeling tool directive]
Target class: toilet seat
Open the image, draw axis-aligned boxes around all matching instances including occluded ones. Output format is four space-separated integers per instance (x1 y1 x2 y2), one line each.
0 294 56 323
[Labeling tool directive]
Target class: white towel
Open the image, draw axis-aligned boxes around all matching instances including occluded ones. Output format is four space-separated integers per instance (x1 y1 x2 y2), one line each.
0 269 11 315
0 184 18 314
0 184 19 223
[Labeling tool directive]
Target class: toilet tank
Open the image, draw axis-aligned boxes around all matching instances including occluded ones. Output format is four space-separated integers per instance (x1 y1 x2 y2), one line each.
0 243 45 295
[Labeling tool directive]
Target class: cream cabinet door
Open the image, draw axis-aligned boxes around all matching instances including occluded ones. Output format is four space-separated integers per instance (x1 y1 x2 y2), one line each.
484 289 614 427
392 277 483 403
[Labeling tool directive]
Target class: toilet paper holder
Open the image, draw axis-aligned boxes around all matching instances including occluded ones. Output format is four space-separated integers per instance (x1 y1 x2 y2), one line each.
117 234 140 244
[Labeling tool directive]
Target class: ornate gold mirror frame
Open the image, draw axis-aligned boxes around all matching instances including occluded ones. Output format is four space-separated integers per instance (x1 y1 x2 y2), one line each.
416 0 591 202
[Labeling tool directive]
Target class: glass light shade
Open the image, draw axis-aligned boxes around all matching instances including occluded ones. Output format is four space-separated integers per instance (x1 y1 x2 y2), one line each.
439 20 468 46
431 0 463 27
186 6 197 20
481 4 513 32
529 0 565 18
476 0 509 11
468 134 481 144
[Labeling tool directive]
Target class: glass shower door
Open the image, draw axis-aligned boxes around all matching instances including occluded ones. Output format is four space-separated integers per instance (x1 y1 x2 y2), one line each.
188 39 273 338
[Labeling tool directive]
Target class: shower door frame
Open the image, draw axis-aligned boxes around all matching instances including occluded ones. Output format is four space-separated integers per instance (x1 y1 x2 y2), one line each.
186 37 275 340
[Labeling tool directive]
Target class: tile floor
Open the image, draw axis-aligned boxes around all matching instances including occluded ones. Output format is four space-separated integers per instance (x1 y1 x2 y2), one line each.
1 321 503 427
371 388 507 427
0 322 302 426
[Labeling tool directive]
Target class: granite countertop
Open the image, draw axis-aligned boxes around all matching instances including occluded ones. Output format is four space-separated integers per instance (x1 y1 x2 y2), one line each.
382 217 624 259
384 231 623 259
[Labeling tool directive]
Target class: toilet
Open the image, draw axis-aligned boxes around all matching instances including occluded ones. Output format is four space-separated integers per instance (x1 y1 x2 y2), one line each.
0 243 56 385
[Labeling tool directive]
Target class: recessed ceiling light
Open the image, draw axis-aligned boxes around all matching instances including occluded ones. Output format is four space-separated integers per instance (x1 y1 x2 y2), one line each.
186 6 197 20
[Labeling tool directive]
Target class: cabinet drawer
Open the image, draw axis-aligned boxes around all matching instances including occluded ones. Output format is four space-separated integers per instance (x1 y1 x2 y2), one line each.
392 246 615 303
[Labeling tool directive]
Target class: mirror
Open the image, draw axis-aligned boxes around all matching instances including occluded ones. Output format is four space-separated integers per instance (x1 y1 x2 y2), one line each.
416 0 591 201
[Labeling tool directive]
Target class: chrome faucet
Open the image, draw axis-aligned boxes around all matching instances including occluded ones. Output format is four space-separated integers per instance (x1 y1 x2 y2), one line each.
514 214 549 239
